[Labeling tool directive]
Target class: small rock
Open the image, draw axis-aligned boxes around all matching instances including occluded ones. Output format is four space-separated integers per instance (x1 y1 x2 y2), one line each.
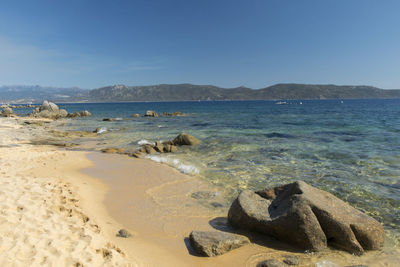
258 259 288 267
144 110 158 117
283 255 300 265
101 148 125 154
189 231 250 257
131 113 140 117
116 229 131 238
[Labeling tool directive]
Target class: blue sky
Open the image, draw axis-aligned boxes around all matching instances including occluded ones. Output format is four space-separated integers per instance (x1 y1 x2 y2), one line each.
0 0 399 89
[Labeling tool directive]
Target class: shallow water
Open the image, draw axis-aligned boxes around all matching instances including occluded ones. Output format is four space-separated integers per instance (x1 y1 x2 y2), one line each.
17 99 400 249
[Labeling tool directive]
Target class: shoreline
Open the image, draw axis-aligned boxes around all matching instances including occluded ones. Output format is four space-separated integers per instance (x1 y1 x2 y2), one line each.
0 116 399 266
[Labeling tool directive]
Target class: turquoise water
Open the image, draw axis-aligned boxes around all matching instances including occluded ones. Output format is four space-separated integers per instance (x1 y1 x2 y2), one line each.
29 99 400 246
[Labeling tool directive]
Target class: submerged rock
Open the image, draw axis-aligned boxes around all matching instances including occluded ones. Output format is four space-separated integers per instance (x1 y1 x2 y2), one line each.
189 231 249 257
283 255 300 266
191 191 216 200
173 132 200 146
163 111 185 116
228 181 384 254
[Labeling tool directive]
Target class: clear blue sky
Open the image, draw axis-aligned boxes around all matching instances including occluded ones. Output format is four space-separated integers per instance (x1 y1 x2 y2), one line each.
1 0 399 89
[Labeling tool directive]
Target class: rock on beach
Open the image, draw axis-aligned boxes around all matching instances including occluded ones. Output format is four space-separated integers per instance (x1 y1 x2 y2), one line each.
189 231 250 257
228 181 384 254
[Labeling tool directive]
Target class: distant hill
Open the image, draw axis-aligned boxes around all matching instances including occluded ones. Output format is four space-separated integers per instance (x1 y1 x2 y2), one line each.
1 83 400 103
0 85 89 103
88 83 400 102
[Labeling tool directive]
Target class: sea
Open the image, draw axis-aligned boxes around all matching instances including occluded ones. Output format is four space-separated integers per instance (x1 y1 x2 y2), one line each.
16 99 400 248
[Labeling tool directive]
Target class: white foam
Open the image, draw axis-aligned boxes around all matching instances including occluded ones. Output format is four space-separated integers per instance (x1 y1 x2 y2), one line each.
138 139 154 145
96 127 107 134
146 155 200 175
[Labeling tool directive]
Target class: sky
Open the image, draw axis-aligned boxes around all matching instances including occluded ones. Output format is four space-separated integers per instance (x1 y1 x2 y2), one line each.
0 0 400 89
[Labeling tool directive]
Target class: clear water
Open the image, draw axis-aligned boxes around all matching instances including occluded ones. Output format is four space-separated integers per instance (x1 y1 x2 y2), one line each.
23 99 400 247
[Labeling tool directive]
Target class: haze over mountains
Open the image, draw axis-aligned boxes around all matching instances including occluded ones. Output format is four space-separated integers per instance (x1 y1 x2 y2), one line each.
1 84 400 103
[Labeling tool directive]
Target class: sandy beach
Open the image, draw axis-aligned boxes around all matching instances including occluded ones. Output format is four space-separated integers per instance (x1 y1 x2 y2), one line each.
0 116 399 267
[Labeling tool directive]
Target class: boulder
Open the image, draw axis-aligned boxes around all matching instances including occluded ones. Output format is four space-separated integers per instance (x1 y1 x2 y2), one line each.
172 132 200 146
41 100 59 112
144 110 158 117
131 113 140 118
1 107 14 117
228 181 384 254
189 231 250 257
59 109 68 117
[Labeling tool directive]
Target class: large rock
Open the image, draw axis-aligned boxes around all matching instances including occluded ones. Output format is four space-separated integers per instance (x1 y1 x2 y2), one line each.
172 132 200 146
189 231 250 257
228 181 384 254
41 100 59 112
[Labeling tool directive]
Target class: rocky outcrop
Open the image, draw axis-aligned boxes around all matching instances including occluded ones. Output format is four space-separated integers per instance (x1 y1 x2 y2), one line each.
228 181 385 254
144 110 158 117
31 101 68 119
189 231 249 257
172 132 200 146
30 100 91 119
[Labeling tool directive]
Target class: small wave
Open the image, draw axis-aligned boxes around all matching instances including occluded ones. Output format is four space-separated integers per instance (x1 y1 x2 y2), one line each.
137 139 154 145
146 155 200 175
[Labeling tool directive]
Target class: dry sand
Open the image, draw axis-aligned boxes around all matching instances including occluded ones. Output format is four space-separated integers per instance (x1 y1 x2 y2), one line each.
0 116 399 267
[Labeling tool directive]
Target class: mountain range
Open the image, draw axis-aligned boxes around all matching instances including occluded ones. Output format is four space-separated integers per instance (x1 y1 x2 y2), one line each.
1 84 400 103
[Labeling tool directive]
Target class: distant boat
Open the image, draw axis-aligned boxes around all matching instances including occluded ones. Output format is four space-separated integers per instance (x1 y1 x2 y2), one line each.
300 101 303 105
341 100 344 104
275 101 287 105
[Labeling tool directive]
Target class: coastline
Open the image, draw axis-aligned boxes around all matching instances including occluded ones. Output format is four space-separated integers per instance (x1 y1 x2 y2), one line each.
1 116 399 266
